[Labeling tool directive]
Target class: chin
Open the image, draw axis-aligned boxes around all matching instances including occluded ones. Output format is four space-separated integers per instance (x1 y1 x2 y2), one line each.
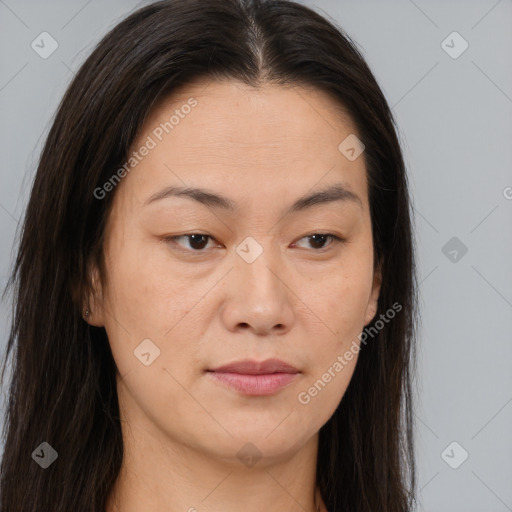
201 420 314 464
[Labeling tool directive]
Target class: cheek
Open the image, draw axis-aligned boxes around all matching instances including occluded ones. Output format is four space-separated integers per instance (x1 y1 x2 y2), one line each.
306 267 372 340
102 236 216 378
297 273 369 419
299 263 372 406
104 236 193 325
295 342 359 431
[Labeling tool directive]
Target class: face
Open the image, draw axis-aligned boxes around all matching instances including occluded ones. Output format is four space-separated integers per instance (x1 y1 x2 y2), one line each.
87 79 381 463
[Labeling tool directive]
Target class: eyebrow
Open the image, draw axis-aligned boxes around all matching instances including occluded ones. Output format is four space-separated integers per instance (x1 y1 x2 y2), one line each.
143 182 363 214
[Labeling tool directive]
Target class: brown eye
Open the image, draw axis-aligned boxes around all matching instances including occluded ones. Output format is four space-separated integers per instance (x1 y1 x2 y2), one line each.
165 234 216 251
294 233 343 251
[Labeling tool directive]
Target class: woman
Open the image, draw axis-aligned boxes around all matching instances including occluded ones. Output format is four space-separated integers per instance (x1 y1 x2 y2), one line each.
0 0 419 511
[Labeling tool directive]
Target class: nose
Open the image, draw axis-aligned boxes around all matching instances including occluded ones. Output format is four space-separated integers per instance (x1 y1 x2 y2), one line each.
221 245 295 336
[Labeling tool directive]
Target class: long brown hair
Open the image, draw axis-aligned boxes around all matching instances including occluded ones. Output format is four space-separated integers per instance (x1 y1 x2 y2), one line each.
0 1 419 510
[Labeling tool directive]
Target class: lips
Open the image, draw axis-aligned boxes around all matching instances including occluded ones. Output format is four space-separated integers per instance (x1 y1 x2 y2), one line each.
208 358 300 375
207 358 300 396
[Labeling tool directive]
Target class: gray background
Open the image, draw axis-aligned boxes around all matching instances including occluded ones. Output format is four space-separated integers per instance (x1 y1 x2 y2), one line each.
1 0 511 510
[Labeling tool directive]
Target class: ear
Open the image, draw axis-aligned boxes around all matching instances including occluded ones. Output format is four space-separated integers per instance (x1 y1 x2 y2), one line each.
363 261 382 327
82 264 106 327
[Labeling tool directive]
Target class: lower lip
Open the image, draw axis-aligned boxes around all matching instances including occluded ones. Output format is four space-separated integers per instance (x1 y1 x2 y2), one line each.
207 371 299 396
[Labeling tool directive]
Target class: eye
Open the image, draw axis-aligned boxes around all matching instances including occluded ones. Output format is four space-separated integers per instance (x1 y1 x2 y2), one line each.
293 233 344 251
164 234 218 252
164 232 344 253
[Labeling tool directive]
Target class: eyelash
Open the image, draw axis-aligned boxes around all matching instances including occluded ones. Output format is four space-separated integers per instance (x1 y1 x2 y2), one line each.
163 233 344 254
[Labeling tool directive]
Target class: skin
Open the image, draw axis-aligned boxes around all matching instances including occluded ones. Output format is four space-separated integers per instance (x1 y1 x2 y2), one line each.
88 78 381 512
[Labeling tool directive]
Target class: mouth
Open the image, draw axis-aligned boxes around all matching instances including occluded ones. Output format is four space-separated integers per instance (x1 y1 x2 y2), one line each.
206 358 301 396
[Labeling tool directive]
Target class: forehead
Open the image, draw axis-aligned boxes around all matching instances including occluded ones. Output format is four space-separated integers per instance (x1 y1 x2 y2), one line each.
116 79 368 213
143 78 358 153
